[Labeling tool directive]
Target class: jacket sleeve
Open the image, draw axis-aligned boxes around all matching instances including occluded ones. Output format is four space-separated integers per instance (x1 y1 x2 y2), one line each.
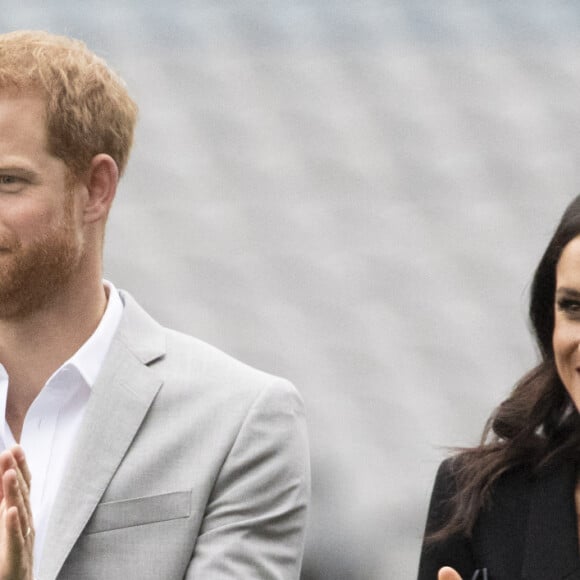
185 379 310 580
417 458 476 580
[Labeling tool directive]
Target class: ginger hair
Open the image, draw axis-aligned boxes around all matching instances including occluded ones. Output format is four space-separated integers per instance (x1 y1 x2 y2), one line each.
0 30 138 179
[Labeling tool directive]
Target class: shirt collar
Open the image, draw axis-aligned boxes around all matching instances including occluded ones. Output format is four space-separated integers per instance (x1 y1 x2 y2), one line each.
64 279 124 388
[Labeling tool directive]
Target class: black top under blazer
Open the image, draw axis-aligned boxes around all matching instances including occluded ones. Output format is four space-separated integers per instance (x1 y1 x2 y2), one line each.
417 458 580 580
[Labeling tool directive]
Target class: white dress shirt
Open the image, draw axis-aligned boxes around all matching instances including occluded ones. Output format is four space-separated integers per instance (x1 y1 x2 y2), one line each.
0 281 124 575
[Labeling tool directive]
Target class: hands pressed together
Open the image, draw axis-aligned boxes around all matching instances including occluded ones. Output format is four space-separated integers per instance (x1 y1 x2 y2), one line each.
0 446 33 580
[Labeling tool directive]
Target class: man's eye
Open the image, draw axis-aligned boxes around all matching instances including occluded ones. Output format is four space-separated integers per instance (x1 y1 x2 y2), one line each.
0 176 24 192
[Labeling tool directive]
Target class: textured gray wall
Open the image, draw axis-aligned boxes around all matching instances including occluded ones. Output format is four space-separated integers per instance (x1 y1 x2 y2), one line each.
4 2 580 578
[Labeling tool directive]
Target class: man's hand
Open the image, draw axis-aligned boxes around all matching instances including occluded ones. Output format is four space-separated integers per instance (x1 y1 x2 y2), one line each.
438 566 462 580
0 446 33 580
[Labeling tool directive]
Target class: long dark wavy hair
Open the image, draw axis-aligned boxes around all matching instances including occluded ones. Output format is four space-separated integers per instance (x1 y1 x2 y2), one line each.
433 195 580 541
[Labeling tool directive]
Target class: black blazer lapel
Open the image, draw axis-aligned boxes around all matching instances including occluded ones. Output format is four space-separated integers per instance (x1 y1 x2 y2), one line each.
522 461 580 580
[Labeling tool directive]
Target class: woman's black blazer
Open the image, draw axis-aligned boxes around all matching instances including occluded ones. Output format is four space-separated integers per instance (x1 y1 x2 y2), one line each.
417 458 580 580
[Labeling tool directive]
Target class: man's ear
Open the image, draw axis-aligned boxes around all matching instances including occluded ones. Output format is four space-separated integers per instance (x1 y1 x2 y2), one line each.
82 154 119 223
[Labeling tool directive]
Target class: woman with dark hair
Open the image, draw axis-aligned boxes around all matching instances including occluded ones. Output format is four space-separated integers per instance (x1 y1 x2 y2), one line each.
418 195 580 580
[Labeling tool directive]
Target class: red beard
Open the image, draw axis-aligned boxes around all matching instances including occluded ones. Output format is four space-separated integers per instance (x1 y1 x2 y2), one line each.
0 193 83 319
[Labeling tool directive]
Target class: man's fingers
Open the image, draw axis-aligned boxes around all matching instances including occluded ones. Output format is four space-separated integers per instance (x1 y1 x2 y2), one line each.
8 451 32 526
5 505 23 543
0 451 14 473
2 469 31 546
10 446 31 491
0 450 16 503
4 504 26 574
0 470 34 578
438 567 463 580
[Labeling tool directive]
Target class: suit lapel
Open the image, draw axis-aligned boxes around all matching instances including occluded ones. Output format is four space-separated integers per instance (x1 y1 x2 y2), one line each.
38 293 166 580
522 461 580 580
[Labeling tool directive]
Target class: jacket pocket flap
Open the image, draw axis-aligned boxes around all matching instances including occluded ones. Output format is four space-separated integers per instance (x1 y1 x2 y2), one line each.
85 490 191 534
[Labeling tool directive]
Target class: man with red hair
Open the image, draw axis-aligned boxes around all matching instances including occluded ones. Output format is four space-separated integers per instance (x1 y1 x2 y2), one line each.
0 30 310 579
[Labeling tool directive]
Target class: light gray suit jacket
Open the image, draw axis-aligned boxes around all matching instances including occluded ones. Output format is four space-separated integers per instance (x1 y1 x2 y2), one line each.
37 291 310 579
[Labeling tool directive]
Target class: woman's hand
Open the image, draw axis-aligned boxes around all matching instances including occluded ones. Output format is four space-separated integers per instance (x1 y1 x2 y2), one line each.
438 566 462 580
0 446 33 580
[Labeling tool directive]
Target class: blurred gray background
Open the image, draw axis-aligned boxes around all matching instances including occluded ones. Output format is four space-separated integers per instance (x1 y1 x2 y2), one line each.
4 1 580 578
